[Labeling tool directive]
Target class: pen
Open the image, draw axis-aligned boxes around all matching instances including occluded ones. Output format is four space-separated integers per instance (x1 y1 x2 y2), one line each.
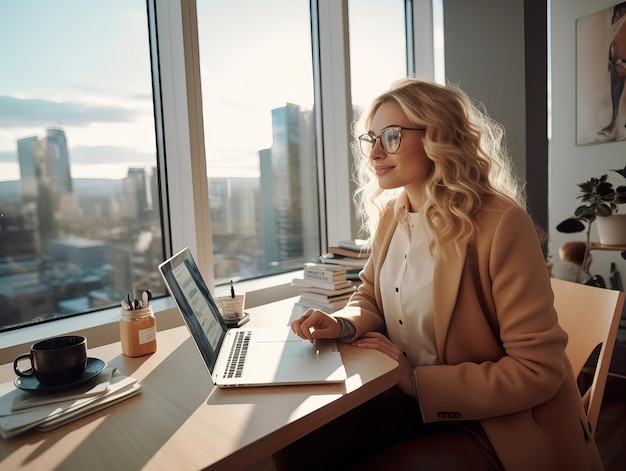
142 289 152 308
230 280 235 298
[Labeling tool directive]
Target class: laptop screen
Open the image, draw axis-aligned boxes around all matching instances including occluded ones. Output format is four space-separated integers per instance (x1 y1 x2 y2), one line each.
159 248 227 374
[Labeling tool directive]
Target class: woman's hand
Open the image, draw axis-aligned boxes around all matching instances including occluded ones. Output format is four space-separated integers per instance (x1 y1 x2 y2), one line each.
352 332 415 396
291 309 342 342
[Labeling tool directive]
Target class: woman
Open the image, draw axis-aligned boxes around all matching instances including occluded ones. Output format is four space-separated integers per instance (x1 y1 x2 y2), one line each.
274 78 603 470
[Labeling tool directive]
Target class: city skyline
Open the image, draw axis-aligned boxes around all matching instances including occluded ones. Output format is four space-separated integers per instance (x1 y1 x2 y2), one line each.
0 101 319 331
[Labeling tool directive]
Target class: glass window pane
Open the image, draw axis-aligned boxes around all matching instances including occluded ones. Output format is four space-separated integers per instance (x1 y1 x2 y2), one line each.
349 0 407 116
197 0 320 284
0 1 165 331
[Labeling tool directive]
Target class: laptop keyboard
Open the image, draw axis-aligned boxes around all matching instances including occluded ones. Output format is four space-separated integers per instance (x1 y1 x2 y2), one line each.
224 330 251 379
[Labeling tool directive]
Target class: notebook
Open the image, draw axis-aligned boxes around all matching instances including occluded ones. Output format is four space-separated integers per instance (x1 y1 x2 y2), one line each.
158 248 347 388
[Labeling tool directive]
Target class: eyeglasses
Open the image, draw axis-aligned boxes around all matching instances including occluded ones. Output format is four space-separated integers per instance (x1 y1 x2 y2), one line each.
358 126 424 156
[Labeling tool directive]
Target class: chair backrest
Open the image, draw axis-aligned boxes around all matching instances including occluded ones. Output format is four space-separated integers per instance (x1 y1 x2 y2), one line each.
550 277 624 433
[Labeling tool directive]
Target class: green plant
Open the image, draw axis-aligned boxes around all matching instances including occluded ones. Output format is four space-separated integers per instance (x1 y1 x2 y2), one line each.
556 165 626 284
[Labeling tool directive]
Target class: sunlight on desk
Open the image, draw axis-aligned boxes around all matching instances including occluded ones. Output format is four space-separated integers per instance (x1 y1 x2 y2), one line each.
345 373 364 391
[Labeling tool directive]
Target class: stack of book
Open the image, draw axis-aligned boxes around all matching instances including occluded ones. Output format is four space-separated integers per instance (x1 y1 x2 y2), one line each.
320 239 370 280
292 263 356 312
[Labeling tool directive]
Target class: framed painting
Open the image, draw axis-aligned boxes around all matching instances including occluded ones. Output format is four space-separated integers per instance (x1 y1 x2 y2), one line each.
576 2 626 146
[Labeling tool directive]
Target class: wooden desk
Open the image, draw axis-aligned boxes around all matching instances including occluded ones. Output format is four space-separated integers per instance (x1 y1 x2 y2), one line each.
0 298 399 470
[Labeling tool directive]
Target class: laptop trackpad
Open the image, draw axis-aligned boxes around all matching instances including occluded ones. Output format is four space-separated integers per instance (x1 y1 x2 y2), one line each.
255 340 304 359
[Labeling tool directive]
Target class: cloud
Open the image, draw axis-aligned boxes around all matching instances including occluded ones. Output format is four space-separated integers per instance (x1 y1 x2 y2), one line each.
71 145 154 164
0 95 136 128
0 150 15 163
0 145 153 167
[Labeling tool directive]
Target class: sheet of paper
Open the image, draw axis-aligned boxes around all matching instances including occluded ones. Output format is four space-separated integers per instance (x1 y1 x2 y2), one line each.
0 370 139 439
37 383 142 431
10 367 114 412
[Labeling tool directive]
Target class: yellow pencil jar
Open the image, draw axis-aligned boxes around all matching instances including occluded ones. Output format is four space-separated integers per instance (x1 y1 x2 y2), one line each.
120 307 157 357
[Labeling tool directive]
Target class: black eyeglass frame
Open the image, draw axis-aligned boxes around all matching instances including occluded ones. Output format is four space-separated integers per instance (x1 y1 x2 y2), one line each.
357 126 425 156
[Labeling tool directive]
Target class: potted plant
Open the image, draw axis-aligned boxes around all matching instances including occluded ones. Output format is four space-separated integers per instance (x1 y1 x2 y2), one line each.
556 165 626 285
596 170 626 245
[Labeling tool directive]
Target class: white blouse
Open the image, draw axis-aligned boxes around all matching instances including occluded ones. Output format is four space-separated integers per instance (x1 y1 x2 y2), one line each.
380 210 440 367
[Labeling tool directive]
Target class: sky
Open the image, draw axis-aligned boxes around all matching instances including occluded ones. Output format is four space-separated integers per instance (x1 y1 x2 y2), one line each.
0 1 155 182
0 0 422 183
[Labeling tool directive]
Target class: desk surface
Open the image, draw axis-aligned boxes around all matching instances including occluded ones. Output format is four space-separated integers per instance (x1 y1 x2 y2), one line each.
0 298 399 471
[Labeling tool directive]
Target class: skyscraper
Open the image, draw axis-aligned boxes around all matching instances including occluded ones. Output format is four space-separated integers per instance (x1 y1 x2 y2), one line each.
17 128 72 256
45 128 72 193
260 103 319 269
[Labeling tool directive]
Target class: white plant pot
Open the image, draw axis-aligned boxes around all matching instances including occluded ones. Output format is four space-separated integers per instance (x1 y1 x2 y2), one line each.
596 213 626 246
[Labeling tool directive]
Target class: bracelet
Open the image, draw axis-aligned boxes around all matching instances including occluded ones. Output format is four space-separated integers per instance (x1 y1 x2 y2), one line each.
336 318 356 342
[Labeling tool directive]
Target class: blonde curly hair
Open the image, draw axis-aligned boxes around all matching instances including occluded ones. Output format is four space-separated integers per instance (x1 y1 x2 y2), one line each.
353 77 525 254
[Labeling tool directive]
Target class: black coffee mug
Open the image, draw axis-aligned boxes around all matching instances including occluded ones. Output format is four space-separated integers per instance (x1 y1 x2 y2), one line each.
14 335 88 386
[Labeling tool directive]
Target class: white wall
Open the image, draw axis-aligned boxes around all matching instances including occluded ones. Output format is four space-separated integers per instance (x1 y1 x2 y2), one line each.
550 0 626 282
443 0 625 284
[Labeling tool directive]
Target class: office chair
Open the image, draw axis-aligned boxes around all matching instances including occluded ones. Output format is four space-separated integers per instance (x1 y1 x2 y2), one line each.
550 277 625 433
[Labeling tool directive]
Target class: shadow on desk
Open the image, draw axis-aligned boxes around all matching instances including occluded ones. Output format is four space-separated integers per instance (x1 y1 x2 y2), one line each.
41 337 209 470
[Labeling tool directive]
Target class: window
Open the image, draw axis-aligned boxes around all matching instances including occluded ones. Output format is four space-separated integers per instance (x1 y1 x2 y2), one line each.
0 1 165 331
197 0 321 284
0 0 421 334
349 0 408 118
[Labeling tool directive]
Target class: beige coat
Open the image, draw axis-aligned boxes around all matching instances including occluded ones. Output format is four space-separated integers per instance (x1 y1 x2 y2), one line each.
338 194 603 471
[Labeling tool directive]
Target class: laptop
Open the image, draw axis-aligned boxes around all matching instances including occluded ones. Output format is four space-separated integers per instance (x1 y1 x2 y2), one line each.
158 247 347 388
